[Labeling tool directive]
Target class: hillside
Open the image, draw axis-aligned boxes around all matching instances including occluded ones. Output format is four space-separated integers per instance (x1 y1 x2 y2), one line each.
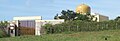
0 29 120 41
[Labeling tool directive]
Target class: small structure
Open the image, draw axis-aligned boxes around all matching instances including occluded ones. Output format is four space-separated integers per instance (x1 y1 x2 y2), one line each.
92 13 109 22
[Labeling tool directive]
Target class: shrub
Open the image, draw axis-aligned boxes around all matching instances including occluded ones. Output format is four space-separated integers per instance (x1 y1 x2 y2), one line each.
0 29 8 38
43 20 120 34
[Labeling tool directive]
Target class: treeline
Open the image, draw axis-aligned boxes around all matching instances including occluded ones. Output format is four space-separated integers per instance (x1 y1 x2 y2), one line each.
43 20 120 34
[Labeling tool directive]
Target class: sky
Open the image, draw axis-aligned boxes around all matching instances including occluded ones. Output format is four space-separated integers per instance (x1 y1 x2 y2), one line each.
0 0 120 21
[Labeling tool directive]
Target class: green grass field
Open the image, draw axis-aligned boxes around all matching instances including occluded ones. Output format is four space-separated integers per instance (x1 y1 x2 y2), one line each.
0 29 120 41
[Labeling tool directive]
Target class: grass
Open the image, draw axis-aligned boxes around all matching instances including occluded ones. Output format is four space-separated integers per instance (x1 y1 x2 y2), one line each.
0 29 120 41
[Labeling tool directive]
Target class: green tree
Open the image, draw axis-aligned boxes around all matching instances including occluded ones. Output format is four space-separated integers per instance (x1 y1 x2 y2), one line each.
115 16 120 21
54 10 93 21
0 21 9 28
0 21 9 38
74 14 91 21
54 10 76 21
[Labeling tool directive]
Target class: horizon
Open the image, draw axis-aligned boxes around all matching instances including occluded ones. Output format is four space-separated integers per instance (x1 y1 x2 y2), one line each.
0 0 120 21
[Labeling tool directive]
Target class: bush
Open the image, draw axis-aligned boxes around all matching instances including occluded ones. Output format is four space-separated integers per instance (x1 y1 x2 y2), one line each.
43 20 120 34
0 29 8 38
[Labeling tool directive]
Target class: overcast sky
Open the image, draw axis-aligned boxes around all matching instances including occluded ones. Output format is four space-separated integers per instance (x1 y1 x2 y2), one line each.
0 0 120 21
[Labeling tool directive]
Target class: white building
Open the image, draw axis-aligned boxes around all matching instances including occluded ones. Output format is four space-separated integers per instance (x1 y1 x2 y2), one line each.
10 16 64 35
92 13 109 22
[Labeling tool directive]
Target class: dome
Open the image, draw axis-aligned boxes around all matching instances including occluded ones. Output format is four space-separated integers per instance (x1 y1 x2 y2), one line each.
76 4 91 15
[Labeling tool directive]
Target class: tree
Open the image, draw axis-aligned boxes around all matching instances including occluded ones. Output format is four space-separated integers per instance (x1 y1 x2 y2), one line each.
74 14 91 21
54 10 93 21
54 10 76 21
0 21 9 33
115 16 120 21
0 21 9 28
54 14 59 19
0 21 9 37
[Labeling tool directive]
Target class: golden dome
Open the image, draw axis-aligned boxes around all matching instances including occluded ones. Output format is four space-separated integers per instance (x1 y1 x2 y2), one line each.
76 4 91 15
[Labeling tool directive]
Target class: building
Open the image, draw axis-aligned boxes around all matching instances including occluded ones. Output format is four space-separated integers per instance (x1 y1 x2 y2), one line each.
92 13 109 22
9 16 64 36
76 4 91 15
8 4 109 36
76 4 109 22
